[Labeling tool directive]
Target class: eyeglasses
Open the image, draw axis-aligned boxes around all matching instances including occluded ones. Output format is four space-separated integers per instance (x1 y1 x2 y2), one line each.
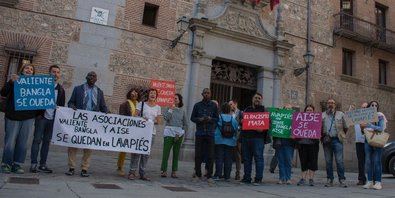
370 104 378 107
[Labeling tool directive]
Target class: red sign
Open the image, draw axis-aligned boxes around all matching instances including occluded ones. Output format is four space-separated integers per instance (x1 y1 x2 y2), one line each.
242 112 270 131
150 80 176 107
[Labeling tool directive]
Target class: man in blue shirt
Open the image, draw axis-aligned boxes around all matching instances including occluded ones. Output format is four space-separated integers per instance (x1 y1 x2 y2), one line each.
191 88 218 182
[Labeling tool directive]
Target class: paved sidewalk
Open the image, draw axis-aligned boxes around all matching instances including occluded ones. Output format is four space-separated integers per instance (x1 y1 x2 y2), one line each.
1 148 395 198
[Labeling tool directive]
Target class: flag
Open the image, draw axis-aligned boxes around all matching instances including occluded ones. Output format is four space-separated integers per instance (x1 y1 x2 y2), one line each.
270 0 280 10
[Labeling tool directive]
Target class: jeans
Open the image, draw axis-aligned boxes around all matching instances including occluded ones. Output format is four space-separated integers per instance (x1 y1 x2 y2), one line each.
242 138 264 182
31 117 54 166
2 118 35 166
365 142 383 182
276 143 294 181
323 137 346 181
214 144 233 179
356 142 366 182
195 135 215 178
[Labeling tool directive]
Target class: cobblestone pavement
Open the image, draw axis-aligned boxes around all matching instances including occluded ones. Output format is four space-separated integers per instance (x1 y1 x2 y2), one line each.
0 147 395 198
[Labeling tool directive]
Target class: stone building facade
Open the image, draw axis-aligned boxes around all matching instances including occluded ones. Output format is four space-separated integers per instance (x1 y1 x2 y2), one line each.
0 0 394 170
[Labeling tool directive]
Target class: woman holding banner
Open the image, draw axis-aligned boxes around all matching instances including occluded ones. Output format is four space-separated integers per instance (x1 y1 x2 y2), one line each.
116 88 140 176
128 88 161 181
1 64 38 174
160 93 187 178
362 101 387 190
297 105 319 186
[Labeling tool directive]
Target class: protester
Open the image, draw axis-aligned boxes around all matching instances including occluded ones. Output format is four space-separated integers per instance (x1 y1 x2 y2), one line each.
116 88 139 176
191 88 218 183
274 104 295 185
297 105 319 186
363 101 387 190
1 64 38 174
322 98 348 187
129 88 161 181
160 93 187 178
30 65 65 173
213 103 239 181
240 93 269 185
229 100 242 180
354 102 368 185
66 71 108 177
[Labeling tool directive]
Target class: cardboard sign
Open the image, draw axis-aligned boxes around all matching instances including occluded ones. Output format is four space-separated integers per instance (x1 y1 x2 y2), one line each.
268 108 294 138
14 75 55 110
52 107 154 155
344 107 378 126
150 80 175 107
291 112 322 139
241 112 270 131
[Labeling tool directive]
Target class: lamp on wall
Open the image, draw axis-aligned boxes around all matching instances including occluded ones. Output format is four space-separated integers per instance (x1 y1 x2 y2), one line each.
293 52 314 77
170 16 190 49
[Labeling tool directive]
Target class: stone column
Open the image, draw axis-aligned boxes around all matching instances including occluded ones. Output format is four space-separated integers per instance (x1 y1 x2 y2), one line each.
257 68 274 108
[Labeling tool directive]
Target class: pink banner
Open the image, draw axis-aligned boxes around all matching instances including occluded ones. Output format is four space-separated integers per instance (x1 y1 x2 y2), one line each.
291 112 322 139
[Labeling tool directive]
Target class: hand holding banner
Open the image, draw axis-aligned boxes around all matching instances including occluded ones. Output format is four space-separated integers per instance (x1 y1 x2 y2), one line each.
291 112 322 139
150 80 175 107
241 112 270 131
52 107 154 154
268 108 293 138
14 75 55 110
344 107 378 127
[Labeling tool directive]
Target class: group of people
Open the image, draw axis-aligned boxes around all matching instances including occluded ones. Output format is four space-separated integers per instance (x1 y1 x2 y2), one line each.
190 89 388 190
0 64 388 191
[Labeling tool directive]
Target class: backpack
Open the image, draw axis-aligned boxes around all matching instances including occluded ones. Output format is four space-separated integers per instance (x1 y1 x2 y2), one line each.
220 115 236 138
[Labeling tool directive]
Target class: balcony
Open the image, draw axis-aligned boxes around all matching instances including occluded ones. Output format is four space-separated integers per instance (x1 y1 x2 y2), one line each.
333 12 395 53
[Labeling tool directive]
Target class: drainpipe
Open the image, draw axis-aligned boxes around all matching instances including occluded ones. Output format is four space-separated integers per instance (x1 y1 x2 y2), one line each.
305 0 312 106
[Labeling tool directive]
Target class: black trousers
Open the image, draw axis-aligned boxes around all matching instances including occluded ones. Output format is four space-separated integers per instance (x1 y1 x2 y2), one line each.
356 142 366 182
195 135 215 178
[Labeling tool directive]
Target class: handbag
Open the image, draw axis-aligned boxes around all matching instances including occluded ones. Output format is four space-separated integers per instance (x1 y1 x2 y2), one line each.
322 112 335 145
364 128 389 148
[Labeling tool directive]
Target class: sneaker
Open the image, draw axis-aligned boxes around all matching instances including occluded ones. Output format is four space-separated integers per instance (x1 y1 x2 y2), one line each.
38 165 53 173
286 180 292 185
372 182 382 190
80 170 90 177
240 178 251 184
339 179 347 188
224 178 230 182
65 168 75 176
30 164 38 173
235 171 240 180
309 179 315 186
324 179 333 187
297 179 305 186
357 180 366 185
11 164 24 174
363 181 373 189
1 164 11 174
117 169 125 176
277 180 284 185
212 176 220 181
207 178 216 184
253 179 262 186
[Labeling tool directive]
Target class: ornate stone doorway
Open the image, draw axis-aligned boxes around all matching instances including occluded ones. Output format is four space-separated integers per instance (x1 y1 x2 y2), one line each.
210 59 257 110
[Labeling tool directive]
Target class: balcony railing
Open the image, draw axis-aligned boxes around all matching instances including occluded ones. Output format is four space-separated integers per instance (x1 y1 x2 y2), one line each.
333 12 395 53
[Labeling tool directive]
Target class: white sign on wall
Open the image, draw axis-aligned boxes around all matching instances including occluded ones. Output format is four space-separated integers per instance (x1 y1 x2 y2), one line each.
90 7 109 25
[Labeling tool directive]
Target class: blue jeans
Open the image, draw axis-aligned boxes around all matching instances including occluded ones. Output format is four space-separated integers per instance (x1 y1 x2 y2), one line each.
365 142 383 182
31 117 54 166
242 138 264 182
2 118 35 166
323 137 346 181
214 144 233 179
276 142 294 181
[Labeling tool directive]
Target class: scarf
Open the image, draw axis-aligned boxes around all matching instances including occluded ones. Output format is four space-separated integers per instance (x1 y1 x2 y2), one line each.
377 112 388 131
127 99 137 116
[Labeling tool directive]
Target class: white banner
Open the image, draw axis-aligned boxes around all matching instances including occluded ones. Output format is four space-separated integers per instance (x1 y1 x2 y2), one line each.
52 107 154 155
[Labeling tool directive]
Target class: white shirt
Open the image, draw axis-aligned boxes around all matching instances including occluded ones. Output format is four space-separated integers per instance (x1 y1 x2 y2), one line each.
137 102 161 135
354 124 365 143
44 84 58 120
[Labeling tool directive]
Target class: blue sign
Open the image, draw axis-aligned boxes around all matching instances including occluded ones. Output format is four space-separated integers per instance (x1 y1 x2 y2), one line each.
14 75 56 111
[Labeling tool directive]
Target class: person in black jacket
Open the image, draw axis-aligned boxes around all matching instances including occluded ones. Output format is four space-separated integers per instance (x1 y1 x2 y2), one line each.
30 65 66 173
1 64 38 174
240 93 269 184
191 88 218 183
